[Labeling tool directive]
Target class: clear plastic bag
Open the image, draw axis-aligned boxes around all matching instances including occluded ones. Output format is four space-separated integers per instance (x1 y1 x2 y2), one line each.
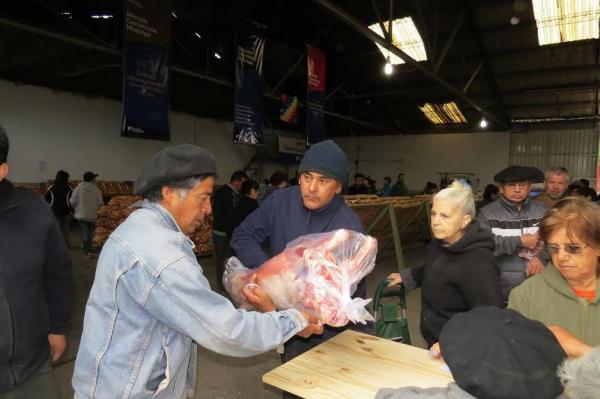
223 229 377 327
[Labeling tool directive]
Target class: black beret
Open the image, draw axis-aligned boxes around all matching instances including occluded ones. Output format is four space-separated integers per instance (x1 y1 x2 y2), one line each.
133 144 216 195
493 165 544 183
440 307 566 399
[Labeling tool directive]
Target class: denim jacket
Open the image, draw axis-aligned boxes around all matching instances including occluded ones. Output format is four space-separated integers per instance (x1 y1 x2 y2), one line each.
72 201 307 399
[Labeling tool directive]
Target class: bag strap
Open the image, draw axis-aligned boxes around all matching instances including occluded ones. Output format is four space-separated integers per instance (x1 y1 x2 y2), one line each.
373 278 408 310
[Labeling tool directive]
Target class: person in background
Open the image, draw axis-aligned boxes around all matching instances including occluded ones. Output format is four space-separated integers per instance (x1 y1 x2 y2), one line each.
367 176 377 194
45 170 73 247
535 167 570 207
233 179 259 229
212 170 248 290
72 144 322 399
508 198 600 349
478 165 549 301
262 171 289 201
387 181 503 347
391 173 408 196
572 186 597 202
0 125 73 399
421 181 438 195
578 178 591 188
70 171 103 258
347 173 369 195
380 176 393 197
476 183 499 209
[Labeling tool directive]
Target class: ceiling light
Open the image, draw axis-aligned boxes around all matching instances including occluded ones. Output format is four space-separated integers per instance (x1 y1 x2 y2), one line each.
383 61 393 75
91 14 113 20
510 16 520 25
194 32 202 39
61 11 73 19
171 11 178 18
214 52 222 60
480 117 488 128
419 102 467 124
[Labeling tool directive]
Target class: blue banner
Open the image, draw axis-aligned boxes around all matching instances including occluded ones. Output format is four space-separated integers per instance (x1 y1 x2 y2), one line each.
233 36 265 145
122 0 171 141
306 45 326 145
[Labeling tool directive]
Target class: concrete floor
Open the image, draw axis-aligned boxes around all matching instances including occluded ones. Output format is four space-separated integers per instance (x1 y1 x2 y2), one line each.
54 234 427 398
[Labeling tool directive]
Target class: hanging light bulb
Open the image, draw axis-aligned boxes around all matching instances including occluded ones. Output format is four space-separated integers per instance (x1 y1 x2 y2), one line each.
383 60 393 76
479 117 488 128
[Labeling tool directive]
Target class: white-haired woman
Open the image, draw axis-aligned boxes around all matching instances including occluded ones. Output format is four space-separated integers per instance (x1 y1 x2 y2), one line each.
388 181 503 347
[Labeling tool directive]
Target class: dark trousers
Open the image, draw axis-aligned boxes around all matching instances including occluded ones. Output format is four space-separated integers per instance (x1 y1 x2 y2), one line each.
78 220 95 253
0 359 63 399
212 233 233 291
54 214 71 247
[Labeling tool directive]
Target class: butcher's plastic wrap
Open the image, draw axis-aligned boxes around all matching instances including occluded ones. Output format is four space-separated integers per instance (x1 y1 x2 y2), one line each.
223 229 377 327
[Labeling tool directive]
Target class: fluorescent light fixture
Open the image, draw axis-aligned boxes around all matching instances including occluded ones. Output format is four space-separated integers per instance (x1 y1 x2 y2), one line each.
383 61 393 75
171 11 178 18
61 11 72 19
419 102 468 124
195 32 202 39
480 117 488 128
368 17 427 65
91 14 113 20
214 52 222 59
532 0 599 45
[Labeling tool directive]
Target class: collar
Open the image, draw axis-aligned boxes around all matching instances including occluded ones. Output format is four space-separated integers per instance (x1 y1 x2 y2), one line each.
227 183 239 194
141 200 195 247
296 186 343 214
0 180 22 213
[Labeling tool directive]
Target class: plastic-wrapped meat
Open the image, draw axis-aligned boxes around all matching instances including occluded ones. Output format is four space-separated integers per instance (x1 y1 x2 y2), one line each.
224 229 377 327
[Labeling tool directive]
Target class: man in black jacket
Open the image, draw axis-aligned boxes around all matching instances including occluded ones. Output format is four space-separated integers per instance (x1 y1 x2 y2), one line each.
0 125 73 398
212 170 247 290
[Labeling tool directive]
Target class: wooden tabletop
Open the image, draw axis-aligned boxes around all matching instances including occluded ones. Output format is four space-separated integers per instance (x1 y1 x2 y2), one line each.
263 330 453 399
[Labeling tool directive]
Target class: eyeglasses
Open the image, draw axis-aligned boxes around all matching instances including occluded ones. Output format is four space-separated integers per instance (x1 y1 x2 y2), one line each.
544 244 588 255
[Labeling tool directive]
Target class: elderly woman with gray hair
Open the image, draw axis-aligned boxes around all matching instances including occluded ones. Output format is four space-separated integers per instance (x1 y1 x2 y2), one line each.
387 181 503 347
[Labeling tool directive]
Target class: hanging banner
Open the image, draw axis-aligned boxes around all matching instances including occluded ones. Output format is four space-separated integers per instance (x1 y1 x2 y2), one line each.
121 0 171 141
306 45 326 145
233 35 265 145
280 94 299 124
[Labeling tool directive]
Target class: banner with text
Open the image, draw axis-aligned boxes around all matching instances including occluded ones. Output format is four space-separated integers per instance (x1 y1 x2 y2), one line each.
121 0 171 141
306 45 326 145
233 35 265 145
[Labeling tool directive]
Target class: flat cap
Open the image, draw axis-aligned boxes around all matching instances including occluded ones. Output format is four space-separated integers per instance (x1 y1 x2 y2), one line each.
440 307 566 399
493 165 544 183
133 144 216 195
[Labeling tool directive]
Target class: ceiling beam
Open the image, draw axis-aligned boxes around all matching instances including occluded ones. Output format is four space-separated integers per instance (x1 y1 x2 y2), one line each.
312 0 509 130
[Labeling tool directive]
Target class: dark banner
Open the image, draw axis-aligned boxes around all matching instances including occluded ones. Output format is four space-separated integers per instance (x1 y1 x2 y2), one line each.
306 45 326 145
233 35 265 145
121 0 171 141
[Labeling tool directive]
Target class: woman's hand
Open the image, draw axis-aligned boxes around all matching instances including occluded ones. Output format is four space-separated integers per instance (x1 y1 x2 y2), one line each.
387 272 402 287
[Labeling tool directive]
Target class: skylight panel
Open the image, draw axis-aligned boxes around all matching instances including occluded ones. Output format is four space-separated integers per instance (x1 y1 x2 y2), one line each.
419 102 467 125
532 0 600 45
368 17 427 64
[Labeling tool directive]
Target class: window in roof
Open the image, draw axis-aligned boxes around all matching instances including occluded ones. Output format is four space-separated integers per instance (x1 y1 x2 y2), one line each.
419 102 468 124
368 17 427 64
532 0 600 45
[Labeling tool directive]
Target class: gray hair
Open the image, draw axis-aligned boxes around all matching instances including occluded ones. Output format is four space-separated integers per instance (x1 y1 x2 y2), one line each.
558 347 600 399
145 174 211 202
545 167 570 182
433 180 476 219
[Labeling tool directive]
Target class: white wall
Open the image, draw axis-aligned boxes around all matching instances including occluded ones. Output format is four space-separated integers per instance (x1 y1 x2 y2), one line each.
334 132 511 191
0 80 256 184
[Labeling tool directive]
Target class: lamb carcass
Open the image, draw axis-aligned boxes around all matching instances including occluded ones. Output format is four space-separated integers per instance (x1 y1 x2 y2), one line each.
224 229 377 327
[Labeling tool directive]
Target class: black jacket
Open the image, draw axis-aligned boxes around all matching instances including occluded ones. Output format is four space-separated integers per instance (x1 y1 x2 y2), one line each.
400 222 503 347
233 195 258 230
44 183 73 216
0 180 73 392
212 184 241 237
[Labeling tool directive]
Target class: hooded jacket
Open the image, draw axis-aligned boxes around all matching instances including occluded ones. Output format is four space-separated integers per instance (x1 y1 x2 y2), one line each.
400 222 503 347
70 181 103 221
0 180 72 392
508 263 600 346
477 196 550 301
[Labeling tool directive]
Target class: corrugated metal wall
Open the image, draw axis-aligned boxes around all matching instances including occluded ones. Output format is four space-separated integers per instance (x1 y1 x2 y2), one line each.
509 129 599 185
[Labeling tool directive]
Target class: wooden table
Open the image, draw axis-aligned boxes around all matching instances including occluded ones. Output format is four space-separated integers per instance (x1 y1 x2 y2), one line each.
263 330 453 399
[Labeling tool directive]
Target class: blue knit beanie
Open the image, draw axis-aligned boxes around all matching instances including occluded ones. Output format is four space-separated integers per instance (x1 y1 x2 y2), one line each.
298 140 347 185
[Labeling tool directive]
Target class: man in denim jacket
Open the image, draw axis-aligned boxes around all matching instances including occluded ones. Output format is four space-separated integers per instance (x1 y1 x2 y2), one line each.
72 144 322 399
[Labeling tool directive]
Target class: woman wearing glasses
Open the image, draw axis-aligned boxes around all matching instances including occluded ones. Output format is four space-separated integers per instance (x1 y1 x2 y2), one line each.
509 197 600 355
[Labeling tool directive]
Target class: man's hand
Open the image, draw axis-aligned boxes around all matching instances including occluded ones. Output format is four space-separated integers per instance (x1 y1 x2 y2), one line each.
526 257 545 276
48 334 67 362
296 311 324 338
387 272 402 287
242 282 276 312
521 234 539 249
547 325 592 358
